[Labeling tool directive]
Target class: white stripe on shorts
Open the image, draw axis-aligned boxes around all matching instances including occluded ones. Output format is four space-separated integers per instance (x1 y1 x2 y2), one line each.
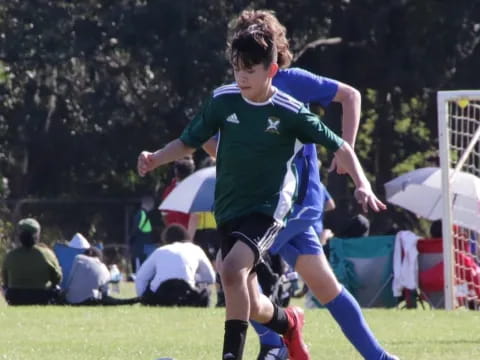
257 221 283 255
231 221 283 261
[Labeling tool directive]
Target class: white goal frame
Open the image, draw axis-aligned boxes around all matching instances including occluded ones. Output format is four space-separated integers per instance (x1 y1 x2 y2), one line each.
437 90 480 310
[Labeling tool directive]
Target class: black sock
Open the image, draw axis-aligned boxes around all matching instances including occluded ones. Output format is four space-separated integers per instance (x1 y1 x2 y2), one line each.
223 319 248 360
262 304 289 335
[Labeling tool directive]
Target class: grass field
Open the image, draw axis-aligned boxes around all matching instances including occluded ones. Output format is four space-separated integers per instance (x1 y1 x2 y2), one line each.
1 284 479 360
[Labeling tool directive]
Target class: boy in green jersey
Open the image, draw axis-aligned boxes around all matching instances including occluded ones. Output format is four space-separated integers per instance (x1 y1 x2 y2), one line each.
138 24 385 360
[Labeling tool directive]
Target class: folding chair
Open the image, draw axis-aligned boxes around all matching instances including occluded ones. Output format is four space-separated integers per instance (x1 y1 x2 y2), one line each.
53 243 84 289
329 235 397 308
416 238 445 308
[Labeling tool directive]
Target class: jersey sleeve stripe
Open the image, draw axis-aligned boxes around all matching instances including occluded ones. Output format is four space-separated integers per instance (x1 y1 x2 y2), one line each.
272 97 302 113
275 91 303 108
215 83 238 92
213 89 241 98
213 84 240 97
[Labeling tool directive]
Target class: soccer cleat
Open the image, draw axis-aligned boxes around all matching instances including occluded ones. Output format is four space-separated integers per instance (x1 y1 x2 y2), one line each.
283 306 310 360
256 343 289 360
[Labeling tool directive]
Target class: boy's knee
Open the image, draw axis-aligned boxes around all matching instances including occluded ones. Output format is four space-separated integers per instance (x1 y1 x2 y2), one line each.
220 265 244 288
221 254 252 288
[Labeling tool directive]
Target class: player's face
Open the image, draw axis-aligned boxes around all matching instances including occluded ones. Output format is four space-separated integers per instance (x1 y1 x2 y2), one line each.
233 62 278 102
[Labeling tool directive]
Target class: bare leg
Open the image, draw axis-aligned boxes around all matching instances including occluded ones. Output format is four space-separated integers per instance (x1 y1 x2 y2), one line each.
218 241 255 360
220 241 255 320
295 252 395 360
295 252 341 304
247 272 275 323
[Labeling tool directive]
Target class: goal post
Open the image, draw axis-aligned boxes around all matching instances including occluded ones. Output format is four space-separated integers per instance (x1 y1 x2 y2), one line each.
437 90 480 310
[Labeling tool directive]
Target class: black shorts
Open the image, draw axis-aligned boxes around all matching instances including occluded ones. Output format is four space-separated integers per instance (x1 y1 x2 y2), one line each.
141 279 210 307
217 212 283 265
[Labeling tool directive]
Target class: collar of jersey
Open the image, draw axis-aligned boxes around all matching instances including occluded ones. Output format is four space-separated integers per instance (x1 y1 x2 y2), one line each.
241 86 278 106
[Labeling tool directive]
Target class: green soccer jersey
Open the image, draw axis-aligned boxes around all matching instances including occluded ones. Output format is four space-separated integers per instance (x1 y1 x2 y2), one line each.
180 84 344 226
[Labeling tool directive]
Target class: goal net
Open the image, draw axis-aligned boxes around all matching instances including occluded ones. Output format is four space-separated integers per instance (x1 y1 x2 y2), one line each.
437 90 480 310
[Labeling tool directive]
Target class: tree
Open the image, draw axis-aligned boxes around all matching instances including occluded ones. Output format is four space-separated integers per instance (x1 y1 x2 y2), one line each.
0 0 479 236
294 0 480 232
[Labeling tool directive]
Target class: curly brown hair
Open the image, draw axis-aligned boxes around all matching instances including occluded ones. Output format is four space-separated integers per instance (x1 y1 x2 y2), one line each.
228 9 293 69
229 24 277 69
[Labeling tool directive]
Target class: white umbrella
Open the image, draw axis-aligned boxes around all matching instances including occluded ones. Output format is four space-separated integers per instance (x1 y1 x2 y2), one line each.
159 166 216 213
384 167 480 232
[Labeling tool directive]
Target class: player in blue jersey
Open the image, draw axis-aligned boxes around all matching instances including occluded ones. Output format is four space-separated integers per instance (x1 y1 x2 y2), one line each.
202 10 399 360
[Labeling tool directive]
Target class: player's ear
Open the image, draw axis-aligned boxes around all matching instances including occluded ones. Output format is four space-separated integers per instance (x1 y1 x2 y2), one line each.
268 63 279 78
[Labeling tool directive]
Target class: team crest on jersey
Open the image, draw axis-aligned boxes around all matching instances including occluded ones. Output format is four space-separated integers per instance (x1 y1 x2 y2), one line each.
226 113 240 124
265 116 281 134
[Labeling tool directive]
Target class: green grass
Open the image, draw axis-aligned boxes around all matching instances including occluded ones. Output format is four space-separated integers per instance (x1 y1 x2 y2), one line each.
1 285 479 360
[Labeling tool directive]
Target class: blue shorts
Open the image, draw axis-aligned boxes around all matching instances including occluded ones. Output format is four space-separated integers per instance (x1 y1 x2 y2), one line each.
271 225 323 268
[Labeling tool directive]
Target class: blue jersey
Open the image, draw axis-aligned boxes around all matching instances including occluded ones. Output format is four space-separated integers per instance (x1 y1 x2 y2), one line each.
273 67 338 108
273 68 337 221
269 68 338 253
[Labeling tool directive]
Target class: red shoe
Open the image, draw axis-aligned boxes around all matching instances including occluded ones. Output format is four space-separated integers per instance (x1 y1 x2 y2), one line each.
283 306 310 360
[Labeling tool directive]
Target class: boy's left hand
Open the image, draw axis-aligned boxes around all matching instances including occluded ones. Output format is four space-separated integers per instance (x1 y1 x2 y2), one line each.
354 186 387 213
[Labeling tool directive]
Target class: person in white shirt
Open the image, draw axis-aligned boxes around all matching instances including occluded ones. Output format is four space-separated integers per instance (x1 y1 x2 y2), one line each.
135 224 215 306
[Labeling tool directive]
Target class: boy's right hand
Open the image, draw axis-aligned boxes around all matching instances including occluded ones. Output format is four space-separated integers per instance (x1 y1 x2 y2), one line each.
328 155 348 175
137 151 155 177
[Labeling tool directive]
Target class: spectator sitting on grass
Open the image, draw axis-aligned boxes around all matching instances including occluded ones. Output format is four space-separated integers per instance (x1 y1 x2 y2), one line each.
135 224 215 307
1 218 62 305
64 246 140 306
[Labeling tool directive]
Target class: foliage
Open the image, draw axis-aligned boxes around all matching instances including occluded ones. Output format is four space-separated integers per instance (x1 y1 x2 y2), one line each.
297 0 480 232
0 0 479 234
0 174 12 270
0 219 11 273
